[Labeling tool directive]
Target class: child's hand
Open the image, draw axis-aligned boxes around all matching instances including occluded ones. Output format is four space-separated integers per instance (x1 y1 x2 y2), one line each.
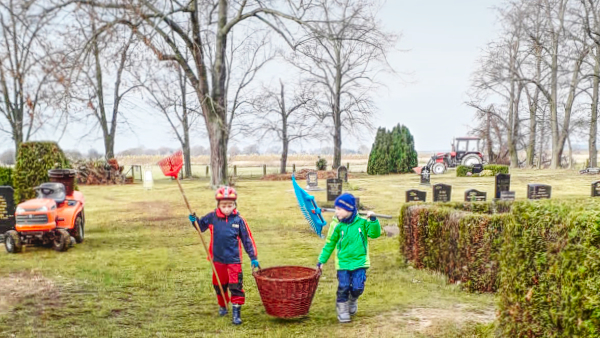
366 211 375 219
251 259 260 269
317 262 323 270
188 214 197 223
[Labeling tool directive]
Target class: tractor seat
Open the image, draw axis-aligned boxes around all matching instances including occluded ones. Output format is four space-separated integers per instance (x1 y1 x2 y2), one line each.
35 182 66 204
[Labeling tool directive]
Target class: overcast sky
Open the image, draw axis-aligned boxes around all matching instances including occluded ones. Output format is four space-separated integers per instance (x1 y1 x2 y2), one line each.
0 0 500 154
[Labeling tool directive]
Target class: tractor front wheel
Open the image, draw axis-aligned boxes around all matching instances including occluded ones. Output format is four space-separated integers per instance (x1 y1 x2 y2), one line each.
52 229 70 252
72 215 84 243
432 162 446 175
4 230 22 253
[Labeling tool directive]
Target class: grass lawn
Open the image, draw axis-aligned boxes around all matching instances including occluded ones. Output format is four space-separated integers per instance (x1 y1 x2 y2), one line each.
1 168 592 337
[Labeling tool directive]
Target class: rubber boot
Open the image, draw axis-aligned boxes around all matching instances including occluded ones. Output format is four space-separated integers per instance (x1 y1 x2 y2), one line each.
232 304 242 325
336 302 351 323
218 307 228 317
348 295 358 316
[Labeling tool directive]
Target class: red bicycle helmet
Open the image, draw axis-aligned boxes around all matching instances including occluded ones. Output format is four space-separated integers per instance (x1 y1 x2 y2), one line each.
215 186 237 201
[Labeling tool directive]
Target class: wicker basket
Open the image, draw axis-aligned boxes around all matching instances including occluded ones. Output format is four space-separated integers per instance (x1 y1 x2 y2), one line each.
253 266 321 318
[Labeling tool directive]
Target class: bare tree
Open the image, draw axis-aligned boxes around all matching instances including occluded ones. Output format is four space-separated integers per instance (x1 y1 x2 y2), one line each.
289 0 397 169
581 0 600 167
253 79 316 173
55 0 313 187
0 0 63 154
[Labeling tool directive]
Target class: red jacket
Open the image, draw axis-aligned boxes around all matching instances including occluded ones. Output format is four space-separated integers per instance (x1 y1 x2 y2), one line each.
198 209 257 264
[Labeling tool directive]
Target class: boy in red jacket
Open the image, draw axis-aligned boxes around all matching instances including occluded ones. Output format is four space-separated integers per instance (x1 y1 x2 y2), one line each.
189 186 259 325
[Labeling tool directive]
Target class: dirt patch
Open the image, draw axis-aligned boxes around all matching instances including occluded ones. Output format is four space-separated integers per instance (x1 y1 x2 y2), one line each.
0 272 59 315
128 201 173 222
261 169 354 181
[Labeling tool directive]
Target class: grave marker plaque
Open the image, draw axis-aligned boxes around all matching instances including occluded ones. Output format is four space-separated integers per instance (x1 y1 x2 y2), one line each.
0 186 15 234
433 184 452 202
527 184 552 200
327 178 343 201
306 171 319 191
500 191 515 201
495 174 511 199
592 181 600 197
420 167 431 186
337 166 348 183
405 189 427 202
464 189 487 202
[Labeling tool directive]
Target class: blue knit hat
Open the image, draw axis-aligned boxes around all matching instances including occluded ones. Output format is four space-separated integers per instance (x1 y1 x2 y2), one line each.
334 193 356 212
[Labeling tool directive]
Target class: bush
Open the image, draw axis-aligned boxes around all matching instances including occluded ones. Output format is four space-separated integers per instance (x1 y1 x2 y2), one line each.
457 164 509 177
316 157 327 171
400 202 512 292
0 166 13 187
367 124 418 175
13 142 73 202
498 200 600 337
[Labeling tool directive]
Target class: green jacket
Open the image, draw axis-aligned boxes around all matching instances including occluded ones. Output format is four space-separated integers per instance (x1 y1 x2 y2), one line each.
318 215 381 271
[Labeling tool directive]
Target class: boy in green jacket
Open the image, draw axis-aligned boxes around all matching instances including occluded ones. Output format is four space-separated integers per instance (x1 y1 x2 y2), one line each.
317 193 381 323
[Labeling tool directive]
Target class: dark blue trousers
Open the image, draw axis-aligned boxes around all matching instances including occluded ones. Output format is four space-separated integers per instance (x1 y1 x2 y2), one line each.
336 268 367 303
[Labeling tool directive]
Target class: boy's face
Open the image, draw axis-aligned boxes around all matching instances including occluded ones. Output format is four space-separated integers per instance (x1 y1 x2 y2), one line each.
218 200 236 216
335 206 352 220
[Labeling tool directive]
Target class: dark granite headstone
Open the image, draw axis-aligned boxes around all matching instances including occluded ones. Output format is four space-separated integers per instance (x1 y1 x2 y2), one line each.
527 184 551 200
495 174 511 199
0 186 15 234
326 178 343 201
337 166 348 183
472 164 484 174
464 189 487 202
592 181 600 197
433 184 452 202
405 189 427 202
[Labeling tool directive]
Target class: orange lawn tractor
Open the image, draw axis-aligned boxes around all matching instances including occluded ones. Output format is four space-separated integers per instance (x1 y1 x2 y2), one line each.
4 169 85 253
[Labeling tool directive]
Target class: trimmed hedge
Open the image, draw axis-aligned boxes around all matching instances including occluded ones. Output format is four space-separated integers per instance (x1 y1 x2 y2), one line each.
498 200 600 337
400 202 512 292
13 142 73 202
401 199 600 336
456 164 509 177
0 166 13 187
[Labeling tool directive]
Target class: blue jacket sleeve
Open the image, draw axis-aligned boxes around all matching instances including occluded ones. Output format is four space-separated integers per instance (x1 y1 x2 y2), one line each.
198 213 212 232
239 216 258 261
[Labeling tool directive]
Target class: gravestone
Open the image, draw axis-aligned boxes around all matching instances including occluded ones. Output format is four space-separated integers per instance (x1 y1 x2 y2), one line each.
405 189 427 202
327 178 343 201
143 166 154 190
337 166 348 183
592 181 600 197
433 184 452 202
306 171 319 191
420 166 431 186
500 191 515 201
472 164 484 174
495 174 511 199
0 186 15 235
464 189 487 202
527 184 552 200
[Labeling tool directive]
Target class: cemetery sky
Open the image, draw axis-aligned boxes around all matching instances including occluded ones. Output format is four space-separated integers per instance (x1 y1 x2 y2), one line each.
0 0 499 155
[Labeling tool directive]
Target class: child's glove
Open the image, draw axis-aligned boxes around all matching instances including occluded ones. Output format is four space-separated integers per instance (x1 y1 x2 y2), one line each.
251 259 260 269
316 262 323 270
188 214 197 225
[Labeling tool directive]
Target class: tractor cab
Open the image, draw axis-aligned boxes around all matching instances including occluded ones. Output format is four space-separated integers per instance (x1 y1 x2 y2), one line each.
452 137 483 166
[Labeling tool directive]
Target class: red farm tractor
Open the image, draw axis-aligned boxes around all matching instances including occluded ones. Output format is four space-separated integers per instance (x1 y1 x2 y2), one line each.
421 137 485 175
4 169 85 253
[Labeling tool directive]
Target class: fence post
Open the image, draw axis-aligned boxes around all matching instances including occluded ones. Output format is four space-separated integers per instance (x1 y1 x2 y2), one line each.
263 164 267 177
234 165 237 177
293 163 296 173
206 166 209 177
347 162 350 171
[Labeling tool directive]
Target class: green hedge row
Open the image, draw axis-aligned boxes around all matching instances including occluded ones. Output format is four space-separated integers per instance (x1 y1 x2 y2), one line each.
400 199 600 336
14 142 73 202
400 202 512 292
456 164 509 177
0 166 13 187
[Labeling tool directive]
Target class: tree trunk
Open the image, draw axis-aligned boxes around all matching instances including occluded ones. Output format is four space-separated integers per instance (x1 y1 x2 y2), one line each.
207 116 228 187
590 47 600 167
332 47 342 169
280 139 288 174
180 69 192 178
526 49 542 167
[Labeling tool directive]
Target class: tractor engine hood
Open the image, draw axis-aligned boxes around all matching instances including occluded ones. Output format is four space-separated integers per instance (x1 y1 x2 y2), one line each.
16 199 56 213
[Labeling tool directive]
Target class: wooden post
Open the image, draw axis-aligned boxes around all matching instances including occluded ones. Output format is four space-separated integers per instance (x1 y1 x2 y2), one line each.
347 162 350 171
263 164 267 177
293 164 296 173
206 166 209 177
234 165 237 177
